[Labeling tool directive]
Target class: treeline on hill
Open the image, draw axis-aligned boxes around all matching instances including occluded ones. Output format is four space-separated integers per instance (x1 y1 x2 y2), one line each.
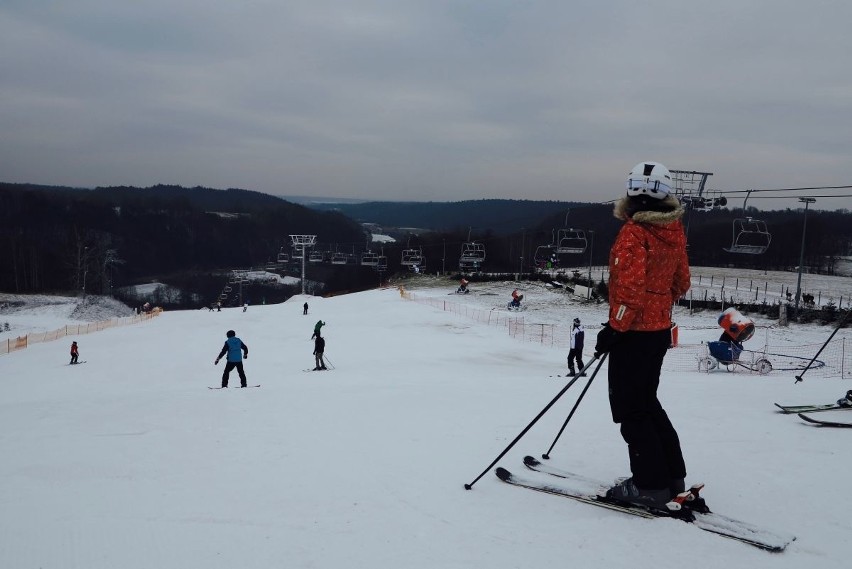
312 199 588 234
0 183 369 306
340 201 851 277
2 182 850 310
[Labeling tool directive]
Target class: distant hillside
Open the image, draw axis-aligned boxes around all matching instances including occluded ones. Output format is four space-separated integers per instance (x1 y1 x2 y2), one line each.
90 184 291 212
4 181 851 306
2 182 302 213
0 182 367 296
309 199 583 235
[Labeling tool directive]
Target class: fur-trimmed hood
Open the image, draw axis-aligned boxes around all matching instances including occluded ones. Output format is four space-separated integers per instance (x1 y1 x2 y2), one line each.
613 194 684 225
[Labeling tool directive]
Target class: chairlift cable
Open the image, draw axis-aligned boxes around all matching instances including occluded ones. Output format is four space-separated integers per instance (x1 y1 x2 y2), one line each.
721 185 852 194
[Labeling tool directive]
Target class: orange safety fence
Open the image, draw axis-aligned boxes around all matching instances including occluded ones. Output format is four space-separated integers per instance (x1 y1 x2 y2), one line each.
0 308 162 356
399 288 851 378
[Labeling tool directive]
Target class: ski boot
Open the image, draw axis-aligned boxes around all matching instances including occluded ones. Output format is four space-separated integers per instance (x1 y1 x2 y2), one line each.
837 390 852 408
605 478 677 511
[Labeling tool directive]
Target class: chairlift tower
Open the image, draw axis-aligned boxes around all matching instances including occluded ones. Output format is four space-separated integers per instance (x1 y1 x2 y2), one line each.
670 169 713 203
670 169 718 240
794 198 816 318
290 235 317 295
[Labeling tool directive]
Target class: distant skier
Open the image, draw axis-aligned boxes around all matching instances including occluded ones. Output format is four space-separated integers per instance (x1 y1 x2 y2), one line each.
311 320 325 339
214 330 249 388
313 333 327 371
457 279 469 294
303 302 309 315
243 302 248 313
567 318 585 376
70 341 79 364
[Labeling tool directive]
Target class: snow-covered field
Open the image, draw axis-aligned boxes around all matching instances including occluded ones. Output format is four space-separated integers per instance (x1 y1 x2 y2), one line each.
549 264 852 308
1 276 850 568
0 293 135 338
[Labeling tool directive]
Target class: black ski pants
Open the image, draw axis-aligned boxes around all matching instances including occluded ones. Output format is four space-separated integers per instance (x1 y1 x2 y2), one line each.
222 361 247 388
607 329 686 491
567 348 583 372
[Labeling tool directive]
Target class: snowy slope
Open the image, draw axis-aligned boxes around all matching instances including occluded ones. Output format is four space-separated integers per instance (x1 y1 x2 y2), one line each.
0 281 850 569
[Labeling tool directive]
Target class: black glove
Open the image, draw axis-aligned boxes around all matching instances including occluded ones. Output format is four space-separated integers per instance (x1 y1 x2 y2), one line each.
595 324 622 356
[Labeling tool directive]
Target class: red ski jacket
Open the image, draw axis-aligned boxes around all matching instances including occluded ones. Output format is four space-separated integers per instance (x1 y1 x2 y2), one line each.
607 196 690 333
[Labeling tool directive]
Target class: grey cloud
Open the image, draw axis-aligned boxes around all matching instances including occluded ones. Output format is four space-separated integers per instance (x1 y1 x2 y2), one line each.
1 1 851 208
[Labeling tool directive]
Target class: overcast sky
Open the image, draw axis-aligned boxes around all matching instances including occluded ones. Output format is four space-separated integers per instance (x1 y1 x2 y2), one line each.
2 1 850 209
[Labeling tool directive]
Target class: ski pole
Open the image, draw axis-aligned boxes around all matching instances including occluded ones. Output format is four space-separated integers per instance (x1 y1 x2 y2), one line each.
464 353 602 490
323 355 335 370
795 309 851 383
541 352 608 460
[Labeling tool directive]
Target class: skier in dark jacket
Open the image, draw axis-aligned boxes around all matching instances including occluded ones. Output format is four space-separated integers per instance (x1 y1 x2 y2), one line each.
70 341 79 364
594 161 691 511
313 334 327 371
214 330 249 388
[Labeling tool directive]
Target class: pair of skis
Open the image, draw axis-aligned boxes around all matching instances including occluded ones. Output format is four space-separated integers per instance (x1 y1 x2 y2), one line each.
494 456 795 552
208 385 260 389
776 391 852 427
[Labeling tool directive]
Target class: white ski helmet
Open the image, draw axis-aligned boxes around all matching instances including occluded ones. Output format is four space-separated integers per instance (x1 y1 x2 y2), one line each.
626 161 673 199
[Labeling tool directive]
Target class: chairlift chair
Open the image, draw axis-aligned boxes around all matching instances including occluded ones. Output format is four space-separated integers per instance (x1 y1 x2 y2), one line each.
533 244 559 268
308 251 325 263
276 248 290 263
331 251 348 265
361 251 379 267
556 228 587 254
401 247 424 266
376 254 388 272
460 242 486 262
723 217 771 254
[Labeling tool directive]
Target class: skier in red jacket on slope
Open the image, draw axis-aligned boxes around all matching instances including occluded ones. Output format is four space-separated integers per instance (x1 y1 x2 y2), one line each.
594 161 691 511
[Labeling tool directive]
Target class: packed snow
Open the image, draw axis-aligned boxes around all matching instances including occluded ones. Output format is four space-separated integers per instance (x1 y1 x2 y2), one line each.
1 275 850 568
0 293 135 337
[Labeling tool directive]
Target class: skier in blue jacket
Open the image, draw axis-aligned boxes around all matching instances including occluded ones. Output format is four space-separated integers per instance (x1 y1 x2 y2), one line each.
214 330 249 388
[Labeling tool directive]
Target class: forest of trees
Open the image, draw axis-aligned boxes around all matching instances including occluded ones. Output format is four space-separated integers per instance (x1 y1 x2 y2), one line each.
359 200 852 278
0 183 367 303
2 182 850 310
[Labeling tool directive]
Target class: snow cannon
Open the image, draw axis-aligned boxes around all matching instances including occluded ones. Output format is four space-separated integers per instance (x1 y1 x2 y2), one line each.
717 308 755 343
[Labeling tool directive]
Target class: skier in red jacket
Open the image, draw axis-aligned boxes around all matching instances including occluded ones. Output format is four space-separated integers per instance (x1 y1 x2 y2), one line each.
594 161 691 511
